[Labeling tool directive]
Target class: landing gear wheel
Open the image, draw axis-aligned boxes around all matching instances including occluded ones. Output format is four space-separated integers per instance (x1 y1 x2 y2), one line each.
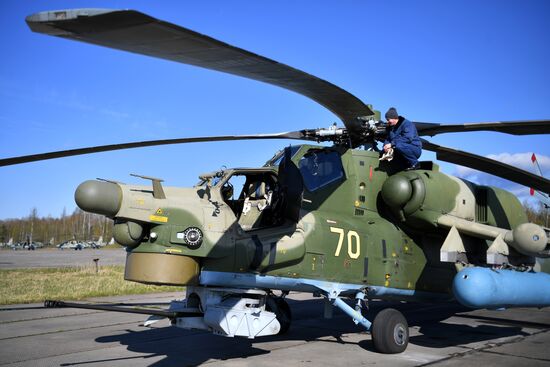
371 308 409 354
266 297 292 334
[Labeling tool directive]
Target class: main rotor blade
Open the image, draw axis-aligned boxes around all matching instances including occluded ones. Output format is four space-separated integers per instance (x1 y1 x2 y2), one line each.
0 132 308 167
26 9 374 138
415 120 550 137
422 139 550 194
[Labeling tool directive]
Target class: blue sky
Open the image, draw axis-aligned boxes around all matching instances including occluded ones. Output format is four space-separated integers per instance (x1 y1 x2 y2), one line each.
1 0 549 219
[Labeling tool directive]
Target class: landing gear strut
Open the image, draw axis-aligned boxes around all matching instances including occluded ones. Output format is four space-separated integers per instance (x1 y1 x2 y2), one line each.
266 295 292 334
328 292 409 353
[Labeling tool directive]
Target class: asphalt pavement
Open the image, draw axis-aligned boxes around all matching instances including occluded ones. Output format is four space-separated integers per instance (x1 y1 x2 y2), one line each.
1 292 549 367
0 248 126 269
1 249 549 366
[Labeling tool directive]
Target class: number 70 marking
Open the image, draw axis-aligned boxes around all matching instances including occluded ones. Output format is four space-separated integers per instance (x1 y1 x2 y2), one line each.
330 227 361 259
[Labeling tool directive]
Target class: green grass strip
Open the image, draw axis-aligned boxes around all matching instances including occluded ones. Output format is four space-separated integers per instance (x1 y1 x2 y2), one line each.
0 265 182 305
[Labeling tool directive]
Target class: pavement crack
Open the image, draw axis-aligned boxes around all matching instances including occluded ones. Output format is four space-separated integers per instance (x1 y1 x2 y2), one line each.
0 320 139 341
0 342 134 366
0 328 205 366
0 311 101 325
415 329 550 366
481 348 550 362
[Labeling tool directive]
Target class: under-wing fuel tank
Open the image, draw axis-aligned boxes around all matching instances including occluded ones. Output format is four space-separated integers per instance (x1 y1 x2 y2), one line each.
453 267 550 309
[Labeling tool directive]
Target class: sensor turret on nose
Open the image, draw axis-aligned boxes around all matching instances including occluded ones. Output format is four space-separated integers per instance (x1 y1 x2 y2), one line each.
75 180 122 217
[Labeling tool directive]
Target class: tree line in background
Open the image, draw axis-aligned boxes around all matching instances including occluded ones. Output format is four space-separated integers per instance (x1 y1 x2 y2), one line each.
0 207 113 246
0 201 548 246
524 201 550 227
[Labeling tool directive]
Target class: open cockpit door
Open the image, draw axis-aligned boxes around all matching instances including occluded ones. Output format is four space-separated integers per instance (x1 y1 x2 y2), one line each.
278 147 304 223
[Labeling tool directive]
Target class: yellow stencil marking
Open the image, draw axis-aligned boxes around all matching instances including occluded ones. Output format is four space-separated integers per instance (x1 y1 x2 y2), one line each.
149 215 168 223
165 248 182 254
347 230 360 259
330 227 361 259
330 227 345 257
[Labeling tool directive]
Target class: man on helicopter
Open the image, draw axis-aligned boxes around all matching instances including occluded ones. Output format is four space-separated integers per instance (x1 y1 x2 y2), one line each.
380 107 422 170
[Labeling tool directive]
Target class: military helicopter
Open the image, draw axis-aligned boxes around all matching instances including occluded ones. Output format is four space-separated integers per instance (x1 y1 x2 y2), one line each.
2 9 550 354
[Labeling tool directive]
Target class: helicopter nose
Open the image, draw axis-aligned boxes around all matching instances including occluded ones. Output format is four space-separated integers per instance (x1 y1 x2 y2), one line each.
75 180 122 217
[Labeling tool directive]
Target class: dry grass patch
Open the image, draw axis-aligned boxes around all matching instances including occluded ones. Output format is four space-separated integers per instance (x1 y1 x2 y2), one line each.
0 265 182 305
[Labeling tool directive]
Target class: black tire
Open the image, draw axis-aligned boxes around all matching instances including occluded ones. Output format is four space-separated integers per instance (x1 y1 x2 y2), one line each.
266 297 292 335
371 308 409 354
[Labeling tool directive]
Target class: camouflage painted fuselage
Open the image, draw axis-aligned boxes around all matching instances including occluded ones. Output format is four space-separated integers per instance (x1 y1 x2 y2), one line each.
87 145 548 300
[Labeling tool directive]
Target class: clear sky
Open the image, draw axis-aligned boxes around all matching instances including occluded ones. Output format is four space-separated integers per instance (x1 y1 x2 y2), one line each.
1 0 549 219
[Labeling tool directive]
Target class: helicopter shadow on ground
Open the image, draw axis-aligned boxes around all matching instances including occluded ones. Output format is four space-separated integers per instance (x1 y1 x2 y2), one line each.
62 299 361 367
59 299 532 366
344 300 529 351
407 317 528 350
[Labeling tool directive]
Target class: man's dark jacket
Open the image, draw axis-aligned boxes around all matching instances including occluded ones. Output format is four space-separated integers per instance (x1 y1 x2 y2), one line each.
384 116 422 150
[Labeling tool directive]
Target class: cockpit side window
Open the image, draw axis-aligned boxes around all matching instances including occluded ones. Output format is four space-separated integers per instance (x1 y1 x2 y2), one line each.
299 150 344 192
219 171 283 230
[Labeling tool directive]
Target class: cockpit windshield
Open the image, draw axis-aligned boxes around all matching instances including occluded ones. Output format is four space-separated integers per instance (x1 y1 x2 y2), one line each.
264 145 301 167
298 150 344 192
